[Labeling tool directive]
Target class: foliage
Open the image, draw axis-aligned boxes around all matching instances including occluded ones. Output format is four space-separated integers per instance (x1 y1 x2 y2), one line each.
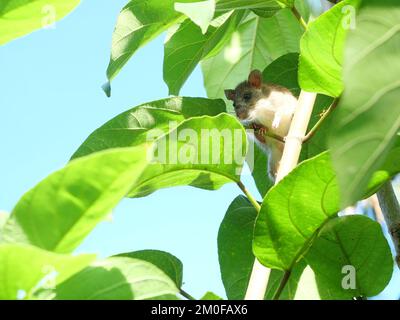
1 0 399 300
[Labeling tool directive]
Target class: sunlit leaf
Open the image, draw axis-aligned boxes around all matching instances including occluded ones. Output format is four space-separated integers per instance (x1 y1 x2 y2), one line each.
164 12 244 95
115 250 183 288
253 151 400 271
71 97 226 159
0 0 80 45
306 215 393 299
2 147 149 253
329 0 400 206
202 10 303 101
55 257 179 300
175 0 215 34
0 243 94 300
299 0 361 97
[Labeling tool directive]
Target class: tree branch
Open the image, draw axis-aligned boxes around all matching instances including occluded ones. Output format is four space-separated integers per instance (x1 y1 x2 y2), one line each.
376 181 400 267
303 99 339 143
244 91 318 300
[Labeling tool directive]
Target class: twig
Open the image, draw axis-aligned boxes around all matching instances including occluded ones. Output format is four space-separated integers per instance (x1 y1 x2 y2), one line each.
376 181 400 267
303 99 339 143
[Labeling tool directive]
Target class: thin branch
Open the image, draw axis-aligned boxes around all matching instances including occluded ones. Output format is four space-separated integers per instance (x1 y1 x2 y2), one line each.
376 181 400 267
237 181 261 212
273 270 291 300
303 99 339 143
180 289 196 300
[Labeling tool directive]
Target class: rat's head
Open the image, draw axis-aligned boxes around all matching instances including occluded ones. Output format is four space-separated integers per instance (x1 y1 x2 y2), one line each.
224 70 268 120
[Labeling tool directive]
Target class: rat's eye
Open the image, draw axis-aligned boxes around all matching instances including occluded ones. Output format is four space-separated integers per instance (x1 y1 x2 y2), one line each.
243 92 252 102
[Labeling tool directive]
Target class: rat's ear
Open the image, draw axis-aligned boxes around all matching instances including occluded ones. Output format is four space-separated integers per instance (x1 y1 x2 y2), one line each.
248 70 262 88
224 89 236 101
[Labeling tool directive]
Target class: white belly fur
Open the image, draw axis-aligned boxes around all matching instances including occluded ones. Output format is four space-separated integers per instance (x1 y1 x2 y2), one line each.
248 91 297 137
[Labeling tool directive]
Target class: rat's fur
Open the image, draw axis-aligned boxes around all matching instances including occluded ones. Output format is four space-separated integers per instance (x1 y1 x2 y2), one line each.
225 70 297 181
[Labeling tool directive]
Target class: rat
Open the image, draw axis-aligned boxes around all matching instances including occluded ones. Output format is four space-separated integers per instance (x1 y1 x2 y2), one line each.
224 70 298 181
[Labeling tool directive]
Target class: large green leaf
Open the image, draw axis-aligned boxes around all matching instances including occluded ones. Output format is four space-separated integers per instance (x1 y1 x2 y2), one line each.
55 257 179 300
202 10 303 100
164 12 244 95
71 97 226 159
298 0 361 97
218 196 256 300
175 0 216 34
262 52 300 96
306 215 393 299
0 0 80 45
2 147 149 253
329 0 400 206
127 113 247 198
0 243 94 300
115 250 183 288
218 196 304 300
215 0 281 11
253 151 400 271
105 0 197 88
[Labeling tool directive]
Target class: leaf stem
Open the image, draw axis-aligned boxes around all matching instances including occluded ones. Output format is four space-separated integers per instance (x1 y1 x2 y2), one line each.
237 181 261 212
376 180 400 267
272 270 291 300
291 7 307 30
303 99 339 143
180 289 196 300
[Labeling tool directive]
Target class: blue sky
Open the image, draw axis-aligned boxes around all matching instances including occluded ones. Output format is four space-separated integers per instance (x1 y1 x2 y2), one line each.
1 0 398 300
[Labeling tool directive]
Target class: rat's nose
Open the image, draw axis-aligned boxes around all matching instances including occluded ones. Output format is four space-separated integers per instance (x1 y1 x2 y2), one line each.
236 110 247 120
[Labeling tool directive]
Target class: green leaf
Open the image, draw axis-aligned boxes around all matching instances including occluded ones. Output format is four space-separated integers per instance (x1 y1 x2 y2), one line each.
0 243 94 300
115 250 183 288
253 151 400 271
164 12 244 95
306 215 393 299
201 291 223 300
218 196 305 300
127 113 247 198
2 146 149 253
71 97 226 159
277 0 294 8
262 53 301 98
105 0 193 84
55 257 179 300
0 0 80 45
215 0 281 11
175 0 215 34
202 10 303 100
218 196 257 300
299 0 361 97
329 0 400 206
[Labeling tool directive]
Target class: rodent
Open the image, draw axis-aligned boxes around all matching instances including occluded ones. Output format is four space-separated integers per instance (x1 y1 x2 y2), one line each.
224 70 298 182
